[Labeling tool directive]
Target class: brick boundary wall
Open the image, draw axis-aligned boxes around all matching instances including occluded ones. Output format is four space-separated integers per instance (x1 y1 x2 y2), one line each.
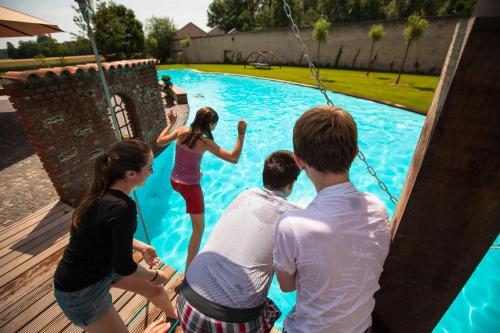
1 59 167 206
172 16 468 74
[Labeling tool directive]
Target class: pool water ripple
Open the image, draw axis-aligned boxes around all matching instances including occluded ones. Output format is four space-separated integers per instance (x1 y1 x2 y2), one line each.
133 69 498 332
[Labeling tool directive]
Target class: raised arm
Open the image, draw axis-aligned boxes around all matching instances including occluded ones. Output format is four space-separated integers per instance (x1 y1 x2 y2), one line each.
156 110 179 147
203 119 246 164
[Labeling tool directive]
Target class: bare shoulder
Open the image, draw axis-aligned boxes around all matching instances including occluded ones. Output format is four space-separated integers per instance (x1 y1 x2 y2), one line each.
199 136 216 148
177 126 190 137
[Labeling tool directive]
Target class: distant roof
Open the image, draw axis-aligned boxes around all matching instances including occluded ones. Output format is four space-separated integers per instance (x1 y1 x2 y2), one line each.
227 28 238 34
207 25 226 36
175 22 207 39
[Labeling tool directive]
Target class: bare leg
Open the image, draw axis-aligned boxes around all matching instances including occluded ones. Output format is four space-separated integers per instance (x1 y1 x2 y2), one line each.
113 275 178 319
82 306 128 333
185 213 204 272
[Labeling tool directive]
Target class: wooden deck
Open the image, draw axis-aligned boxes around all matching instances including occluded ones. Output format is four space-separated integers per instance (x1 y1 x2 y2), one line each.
0 200 283 332
0 200 186 333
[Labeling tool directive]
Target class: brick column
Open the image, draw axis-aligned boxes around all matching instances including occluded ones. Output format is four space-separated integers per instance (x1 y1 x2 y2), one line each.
2 59 166 206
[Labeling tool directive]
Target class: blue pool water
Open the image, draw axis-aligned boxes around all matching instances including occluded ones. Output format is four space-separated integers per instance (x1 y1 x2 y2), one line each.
135 69 499 331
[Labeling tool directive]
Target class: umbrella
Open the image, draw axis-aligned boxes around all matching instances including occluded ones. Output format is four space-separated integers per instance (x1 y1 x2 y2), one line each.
0 6 63 37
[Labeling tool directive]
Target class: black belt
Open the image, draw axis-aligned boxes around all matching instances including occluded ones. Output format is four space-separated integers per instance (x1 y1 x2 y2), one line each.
180 281 265 323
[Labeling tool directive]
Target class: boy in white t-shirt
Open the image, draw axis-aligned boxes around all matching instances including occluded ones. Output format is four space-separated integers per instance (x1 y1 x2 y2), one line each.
273 106 391 333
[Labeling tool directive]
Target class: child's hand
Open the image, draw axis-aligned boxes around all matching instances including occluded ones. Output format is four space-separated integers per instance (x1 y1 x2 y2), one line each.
142 245 160 267
238 119 247 134
168 110 177 125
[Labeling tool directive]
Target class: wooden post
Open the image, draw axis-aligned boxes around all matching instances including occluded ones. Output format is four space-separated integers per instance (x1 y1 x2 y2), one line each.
372 4 500 333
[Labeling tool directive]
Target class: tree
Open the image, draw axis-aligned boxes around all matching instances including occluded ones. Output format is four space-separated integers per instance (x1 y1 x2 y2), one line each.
396 11 428 84
6 42 16 58
16 41 39 58
318 0 351 23
72 0 102 38
207 0 257 32
438 0 476 16
144 16 177 62
271 0 302 28
180 37 192 65
145 36 158 58
312 17 330 75
303 7 321 26
255 1 273 30
71 36 93 55
366 24 384 76
92 1 144 59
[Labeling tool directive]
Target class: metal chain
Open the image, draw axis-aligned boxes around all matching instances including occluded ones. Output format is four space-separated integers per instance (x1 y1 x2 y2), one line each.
283 0 398 205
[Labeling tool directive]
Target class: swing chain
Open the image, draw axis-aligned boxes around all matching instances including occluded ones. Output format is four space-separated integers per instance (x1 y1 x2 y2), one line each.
283 2 334 106
358 151 398 205
283 0 398 205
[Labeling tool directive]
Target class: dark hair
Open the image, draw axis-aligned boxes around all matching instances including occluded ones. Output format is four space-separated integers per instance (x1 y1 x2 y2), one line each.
263 150 301 190
71 139 151 230
181 107 219 149
293 106 358 173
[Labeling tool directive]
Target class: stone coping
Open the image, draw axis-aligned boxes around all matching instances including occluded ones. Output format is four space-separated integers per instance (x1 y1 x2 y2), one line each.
2 59 158 85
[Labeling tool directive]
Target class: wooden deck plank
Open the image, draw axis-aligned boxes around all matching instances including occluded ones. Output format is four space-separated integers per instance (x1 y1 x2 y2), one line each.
0 231 69 283
0 200 66 240
38 253 147 333
118 265 176 325
0 275 53 327
0 206 71 254
128 270 183 333
2 288 55 332
20 253 146 333
0 247 64 315
18 300 63 333
0 217 69 264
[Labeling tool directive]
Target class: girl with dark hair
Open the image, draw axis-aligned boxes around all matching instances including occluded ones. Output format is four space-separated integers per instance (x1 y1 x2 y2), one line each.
157 107 247 271
54 139 177 333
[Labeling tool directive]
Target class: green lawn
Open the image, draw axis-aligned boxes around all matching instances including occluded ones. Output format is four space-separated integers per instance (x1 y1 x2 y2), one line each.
158 64 439 114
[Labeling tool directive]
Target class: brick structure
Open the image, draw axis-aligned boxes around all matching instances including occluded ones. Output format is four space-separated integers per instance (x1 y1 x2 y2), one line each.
1 59 167 206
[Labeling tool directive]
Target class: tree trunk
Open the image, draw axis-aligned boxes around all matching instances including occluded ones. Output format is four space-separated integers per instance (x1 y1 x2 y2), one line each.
317 42 321 75
366 40 375 76
396 40 412 85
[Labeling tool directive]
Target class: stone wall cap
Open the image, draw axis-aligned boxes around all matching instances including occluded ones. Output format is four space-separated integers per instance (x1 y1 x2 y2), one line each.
3 59 157 83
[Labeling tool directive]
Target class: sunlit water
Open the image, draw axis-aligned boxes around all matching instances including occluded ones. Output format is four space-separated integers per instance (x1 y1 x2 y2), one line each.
134 69 499 331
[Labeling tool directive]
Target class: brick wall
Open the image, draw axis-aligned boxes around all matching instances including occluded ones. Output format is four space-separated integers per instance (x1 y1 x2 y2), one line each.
1 59 167 206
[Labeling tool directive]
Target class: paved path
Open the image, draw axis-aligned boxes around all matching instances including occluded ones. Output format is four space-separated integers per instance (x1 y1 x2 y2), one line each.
0 96 58 227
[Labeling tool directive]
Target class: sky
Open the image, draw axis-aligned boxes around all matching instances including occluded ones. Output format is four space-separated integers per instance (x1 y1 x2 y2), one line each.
0 0 213 48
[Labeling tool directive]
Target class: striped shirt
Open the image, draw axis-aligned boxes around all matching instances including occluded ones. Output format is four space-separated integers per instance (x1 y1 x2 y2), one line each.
186 188 299 308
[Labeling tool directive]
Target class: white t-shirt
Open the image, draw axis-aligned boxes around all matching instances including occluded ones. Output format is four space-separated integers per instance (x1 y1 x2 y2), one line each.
273 182 391 333
187 188 299 308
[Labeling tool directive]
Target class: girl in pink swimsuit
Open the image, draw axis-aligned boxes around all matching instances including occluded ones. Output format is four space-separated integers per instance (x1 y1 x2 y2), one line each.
157 107 247 272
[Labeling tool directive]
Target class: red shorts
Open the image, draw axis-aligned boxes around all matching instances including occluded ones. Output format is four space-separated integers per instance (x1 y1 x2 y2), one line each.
171 179 205 214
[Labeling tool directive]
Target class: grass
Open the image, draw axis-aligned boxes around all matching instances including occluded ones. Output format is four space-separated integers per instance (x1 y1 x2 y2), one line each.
0 55 102 72
158 64 439 114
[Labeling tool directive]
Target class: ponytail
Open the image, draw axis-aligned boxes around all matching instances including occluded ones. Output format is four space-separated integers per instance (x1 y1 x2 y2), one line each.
71 153 110 230
71 140 151 231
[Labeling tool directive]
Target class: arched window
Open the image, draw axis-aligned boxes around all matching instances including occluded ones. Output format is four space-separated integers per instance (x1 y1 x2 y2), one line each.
108 94 136 139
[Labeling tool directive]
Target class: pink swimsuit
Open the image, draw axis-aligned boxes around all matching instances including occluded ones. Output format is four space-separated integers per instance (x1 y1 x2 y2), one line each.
171 144 203 184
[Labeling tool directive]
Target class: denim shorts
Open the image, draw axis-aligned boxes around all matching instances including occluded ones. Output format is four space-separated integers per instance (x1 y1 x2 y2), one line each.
54 271 122 327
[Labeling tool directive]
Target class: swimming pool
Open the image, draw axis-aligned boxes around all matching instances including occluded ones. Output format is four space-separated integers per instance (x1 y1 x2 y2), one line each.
135 69 499 331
